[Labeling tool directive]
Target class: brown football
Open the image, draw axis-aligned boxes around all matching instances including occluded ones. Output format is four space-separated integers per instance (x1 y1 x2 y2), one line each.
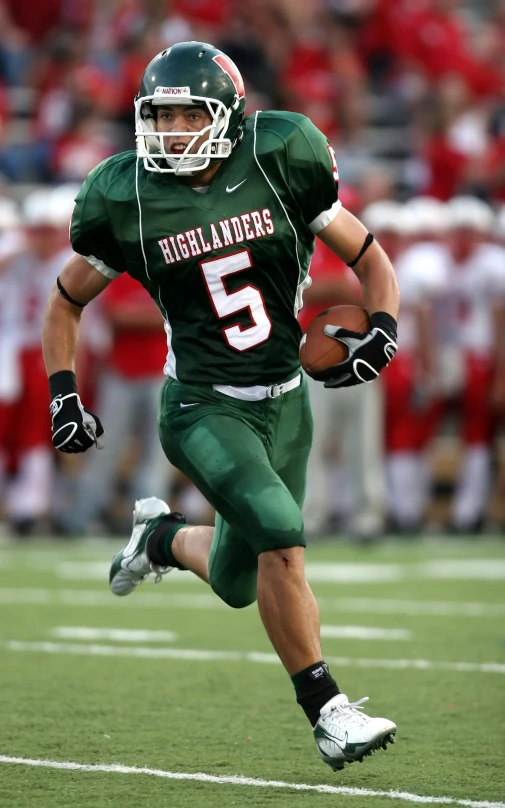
300 304 371 378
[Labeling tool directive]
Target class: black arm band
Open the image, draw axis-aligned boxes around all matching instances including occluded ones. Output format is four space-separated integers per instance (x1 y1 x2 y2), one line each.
49 370 78 399
57 276 86 308
370 311 397 341
347 232 374 268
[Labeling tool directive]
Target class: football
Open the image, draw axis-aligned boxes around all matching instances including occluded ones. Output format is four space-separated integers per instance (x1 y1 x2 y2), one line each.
299 304 371 378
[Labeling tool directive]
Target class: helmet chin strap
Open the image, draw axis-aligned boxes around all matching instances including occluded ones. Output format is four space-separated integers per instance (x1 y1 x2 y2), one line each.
169 153 212 175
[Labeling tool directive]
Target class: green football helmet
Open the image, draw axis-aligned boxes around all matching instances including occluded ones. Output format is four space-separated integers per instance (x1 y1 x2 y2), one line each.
135 41 246 175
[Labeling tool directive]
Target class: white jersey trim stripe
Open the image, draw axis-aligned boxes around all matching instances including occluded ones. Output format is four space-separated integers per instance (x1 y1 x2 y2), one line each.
163 319 177 379
252 112 304 316
135 158 151 282
309 199 342 234
136 157 175 376
84 255 121 279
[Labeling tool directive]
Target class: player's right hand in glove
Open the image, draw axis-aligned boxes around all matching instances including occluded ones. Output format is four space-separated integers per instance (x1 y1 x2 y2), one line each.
49 370 104 453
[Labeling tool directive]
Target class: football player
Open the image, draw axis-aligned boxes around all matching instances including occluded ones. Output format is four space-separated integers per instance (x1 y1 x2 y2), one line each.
380 197 449 533
3 188 75 533
435 197 505 531
42 41 399 770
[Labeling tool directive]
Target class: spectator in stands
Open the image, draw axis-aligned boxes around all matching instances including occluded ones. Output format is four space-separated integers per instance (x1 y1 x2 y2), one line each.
0 2 32 86
51 112 115 182
420 75 492 200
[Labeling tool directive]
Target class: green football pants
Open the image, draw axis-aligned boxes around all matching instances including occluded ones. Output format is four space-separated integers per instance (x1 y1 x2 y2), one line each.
157 374 313 609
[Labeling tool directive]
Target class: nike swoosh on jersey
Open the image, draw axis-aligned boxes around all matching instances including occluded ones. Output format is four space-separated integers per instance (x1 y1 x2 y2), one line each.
180 402 199 408
226 179 247 193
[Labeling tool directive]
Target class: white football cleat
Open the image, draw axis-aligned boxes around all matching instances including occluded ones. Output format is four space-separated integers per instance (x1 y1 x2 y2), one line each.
313 694 396 771
109 497 172 596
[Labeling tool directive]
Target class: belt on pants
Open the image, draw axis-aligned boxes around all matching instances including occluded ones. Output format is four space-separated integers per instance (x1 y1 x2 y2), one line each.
213 373 301 402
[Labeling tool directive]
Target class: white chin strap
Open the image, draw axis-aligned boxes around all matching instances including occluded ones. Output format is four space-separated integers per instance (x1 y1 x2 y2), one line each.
135 95 233 175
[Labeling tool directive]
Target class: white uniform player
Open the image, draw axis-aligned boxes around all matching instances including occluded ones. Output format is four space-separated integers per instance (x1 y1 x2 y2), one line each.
0 199 25 510
384 204 450 531
434 197 505 531
2 187 77 532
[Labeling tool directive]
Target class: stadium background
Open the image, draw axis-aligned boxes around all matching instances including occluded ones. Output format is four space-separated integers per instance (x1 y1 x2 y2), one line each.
1 0 504 539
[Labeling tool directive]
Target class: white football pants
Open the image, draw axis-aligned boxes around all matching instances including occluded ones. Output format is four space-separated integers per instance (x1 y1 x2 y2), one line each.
303 373 386 537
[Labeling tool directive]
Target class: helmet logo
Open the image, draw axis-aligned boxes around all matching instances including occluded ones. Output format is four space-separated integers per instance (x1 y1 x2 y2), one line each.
154 86 191 97
213 54 245 99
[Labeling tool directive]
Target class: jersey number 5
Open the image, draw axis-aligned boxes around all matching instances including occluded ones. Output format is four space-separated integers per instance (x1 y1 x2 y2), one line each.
200 249 272 352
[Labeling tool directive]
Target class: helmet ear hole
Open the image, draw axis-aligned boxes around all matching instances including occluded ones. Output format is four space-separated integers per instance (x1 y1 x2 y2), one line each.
141 102 155 121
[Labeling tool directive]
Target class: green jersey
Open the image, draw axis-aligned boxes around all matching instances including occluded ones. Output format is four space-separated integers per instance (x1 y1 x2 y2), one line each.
71 110 340 385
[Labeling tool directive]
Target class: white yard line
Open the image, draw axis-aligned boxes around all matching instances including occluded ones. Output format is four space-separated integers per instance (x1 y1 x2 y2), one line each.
2 555 505 581
421 560 505 580
51 627 178 643
54 625 409 644
306 563 403 583
56 563 202 583
0 588 226 608
306 560 505 583
0 588 504 618
4 641 505 674
0 755 502 807
320 626 411 641
52 559 505 583
317 598 505 618
49 625 408 643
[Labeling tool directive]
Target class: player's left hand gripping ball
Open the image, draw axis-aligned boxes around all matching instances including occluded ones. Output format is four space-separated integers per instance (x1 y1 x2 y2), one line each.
323 312 398 388
49 370 104 453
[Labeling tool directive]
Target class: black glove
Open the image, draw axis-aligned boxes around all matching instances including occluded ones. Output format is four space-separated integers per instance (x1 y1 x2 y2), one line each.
49 370 104 453
320 311 398 389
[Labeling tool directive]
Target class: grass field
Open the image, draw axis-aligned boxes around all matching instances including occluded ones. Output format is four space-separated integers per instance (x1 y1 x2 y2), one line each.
0 535 504 808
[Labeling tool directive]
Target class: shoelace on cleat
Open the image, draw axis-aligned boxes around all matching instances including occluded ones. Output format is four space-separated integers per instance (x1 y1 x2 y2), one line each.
150 563 170 586
328 696 370 727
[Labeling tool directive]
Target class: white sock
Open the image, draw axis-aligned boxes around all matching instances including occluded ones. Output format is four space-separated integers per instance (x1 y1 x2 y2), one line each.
386 452 426 529
452 445 491 529
178 483 211 524
5 447 53 521
329 461 350 521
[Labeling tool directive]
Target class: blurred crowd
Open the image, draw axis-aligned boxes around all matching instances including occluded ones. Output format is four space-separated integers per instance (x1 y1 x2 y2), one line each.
0 0 504 539
303 196 505 538
0 0 505 197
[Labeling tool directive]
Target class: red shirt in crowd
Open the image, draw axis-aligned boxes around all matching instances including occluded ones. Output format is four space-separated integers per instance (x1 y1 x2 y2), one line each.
298 241 360 333
6 0 61 39
100 273 167 379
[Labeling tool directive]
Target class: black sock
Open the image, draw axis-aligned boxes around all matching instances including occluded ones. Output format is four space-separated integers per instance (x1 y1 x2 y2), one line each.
145 513 188 570
291 662 340 727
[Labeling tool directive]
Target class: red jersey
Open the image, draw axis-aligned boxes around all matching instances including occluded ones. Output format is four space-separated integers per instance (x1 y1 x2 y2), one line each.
100 274 167 379
298 241 360 332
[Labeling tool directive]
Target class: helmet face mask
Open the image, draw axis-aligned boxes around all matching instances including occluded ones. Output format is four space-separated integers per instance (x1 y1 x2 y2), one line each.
135 42 245 176
135 95 234 175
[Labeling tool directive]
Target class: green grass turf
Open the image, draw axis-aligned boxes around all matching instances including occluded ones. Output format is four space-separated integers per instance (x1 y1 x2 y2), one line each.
0 537 504 807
